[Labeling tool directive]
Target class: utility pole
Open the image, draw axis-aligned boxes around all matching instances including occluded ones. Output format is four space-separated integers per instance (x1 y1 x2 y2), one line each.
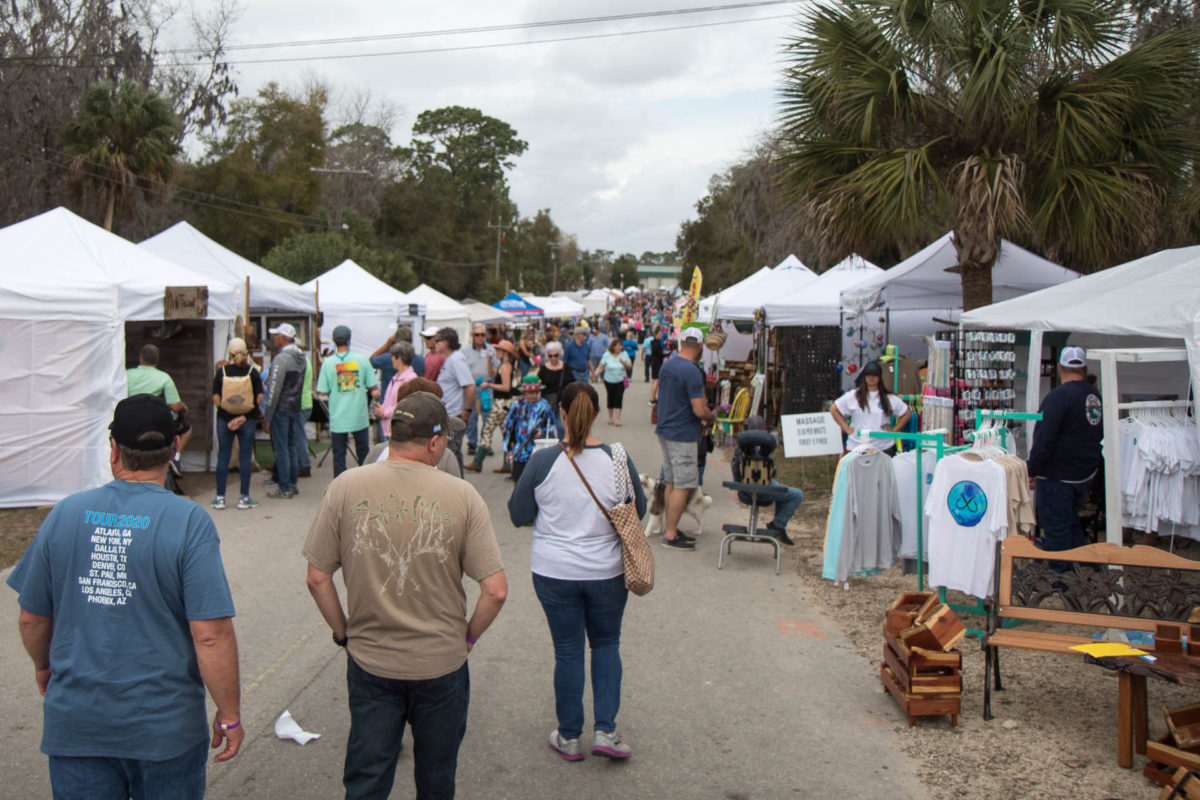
487 219 511 280
549 240 561 293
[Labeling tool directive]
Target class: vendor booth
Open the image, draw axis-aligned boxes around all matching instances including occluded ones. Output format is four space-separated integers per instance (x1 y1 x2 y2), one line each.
302 260 422 355
718 255 818 322
0 208 237 506
462 300 517 326
764 255 884 414
961 245 1200 545
139 220 317 368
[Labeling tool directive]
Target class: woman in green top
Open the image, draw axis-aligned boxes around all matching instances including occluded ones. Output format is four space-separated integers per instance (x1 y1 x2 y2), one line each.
592 339 632 426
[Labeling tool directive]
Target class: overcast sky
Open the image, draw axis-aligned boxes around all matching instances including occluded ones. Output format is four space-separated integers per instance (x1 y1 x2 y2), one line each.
195 0 797 257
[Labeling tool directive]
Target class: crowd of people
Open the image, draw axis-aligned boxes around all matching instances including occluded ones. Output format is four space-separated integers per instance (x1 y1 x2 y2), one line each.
8 288 819 800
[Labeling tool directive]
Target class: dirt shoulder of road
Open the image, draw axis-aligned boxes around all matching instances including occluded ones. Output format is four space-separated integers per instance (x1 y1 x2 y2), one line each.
774 455 1192 800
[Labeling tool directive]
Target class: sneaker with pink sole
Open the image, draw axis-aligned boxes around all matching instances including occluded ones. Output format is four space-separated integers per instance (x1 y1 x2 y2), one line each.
592 729 631 759
548 729 583 762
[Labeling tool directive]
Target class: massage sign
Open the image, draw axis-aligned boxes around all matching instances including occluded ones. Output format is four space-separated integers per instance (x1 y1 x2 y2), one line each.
77 510 147 605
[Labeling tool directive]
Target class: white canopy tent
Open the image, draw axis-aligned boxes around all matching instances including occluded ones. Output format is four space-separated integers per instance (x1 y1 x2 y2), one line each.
461 301 517 326
762 254 883 326
960 245 1200 422
139 221 315 314
405 283 472 342
719 255 818 322
0 207 237 507
698 266 772 322
303 260 419 353
961 246 1200 544
842 233 1079 313
582 289 612 317
526 294 585 319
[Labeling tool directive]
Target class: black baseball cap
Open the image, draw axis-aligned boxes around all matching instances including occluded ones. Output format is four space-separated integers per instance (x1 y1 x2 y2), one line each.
110 394 176 450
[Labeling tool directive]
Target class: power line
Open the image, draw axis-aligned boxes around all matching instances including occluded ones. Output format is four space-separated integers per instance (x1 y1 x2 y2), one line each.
166 1 799 54
1 11 795 68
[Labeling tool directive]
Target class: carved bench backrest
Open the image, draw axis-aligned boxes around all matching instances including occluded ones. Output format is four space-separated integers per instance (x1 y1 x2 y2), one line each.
996 535 1200 633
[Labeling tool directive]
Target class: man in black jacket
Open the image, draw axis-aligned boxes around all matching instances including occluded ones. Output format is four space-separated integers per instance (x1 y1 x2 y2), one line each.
1027 347 1103 553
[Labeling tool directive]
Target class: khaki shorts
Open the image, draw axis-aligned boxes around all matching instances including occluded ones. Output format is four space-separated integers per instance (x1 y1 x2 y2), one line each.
659 436 699 489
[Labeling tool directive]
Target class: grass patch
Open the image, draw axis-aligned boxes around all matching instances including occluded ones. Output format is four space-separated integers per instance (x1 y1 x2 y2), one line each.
0 506 51 570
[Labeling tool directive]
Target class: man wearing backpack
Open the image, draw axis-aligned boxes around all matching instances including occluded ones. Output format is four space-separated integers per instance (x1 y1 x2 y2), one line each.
730 416 803 545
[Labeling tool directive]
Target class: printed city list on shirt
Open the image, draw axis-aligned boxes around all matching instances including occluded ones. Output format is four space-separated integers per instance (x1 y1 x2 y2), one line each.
77 510 146 606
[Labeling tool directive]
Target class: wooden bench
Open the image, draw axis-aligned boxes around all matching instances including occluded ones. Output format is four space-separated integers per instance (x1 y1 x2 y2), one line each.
983 535 1200 765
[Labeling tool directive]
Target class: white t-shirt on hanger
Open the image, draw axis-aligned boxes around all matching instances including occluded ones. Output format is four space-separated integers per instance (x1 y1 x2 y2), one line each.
925 455 1010 598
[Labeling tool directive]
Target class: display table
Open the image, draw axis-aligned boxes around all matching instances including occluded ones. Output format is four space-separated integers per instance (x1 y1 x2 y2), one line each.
1085 651 1200 767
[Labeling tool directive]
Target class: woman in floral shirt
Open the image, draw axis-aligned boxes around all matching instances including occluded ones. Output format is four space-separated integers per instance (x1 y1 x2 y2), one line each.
503 374 558 482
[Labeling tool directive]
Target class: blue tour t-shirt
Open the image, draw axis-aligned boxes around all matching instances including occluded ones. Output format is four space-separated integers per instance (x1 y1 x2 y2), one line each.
6 481 235 761
655 354 706 442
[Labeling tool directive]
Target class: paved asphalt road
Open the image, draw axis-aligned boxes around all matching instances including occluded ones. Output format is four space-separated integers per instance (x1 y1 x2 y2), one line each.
0 377 928 799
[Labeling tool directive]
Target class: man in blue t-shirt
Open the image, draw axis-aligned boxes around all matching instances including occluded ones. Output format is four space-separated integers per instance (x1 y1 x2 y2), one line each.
7 394 242 798
587 327 610 383
652 327 715 550
564 327 591 382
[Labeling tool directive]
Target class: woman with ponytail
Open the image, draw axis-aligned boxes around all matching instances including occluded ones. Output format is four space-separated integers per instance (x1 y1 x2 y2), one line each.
508 381 647 762
211 338 263 510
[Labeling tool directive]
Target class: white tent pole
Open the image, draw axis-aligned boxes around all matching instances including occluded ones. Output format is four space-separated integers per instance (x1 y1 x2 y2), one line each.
1099 350 1122 545
1025 330 1043 446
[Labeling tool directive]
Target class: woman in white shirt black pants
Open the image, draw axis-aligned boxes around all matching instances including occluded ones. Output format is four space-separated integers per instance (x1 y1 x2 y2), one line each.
508 382 647 762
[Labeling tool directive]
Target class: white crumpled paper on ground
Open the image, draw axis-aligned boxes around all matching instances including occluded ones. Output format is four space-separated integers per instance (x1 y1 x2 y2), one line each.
274 710 321 745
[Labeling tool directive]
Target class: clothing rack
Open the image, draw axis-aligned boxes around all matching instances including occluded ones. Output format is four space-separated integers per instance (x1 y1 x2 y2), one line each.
1093 348 1191 544
857 428 951 591
938 409 1041 638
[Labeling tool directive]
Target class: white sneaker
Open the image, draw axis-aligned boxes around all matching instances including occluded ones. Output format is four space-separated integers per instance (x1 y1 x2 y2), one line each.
592 729 631 759
211 495 225 510
548 729 583 762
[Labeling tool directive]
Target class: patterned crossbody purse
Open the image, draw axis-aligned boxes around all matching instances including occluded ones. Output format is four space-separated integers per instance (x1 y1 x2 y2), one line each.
559 442 655 596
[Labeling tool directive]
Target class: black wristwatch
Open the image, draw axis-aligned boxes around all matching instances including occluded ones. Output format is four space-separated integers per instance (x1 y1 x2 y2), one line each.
332 631 348 647
649 400 657 405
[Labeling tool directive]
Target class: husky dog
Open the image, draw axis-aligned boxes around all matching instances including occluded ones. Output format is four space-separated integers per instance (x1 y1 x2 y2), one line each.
639 473 713 537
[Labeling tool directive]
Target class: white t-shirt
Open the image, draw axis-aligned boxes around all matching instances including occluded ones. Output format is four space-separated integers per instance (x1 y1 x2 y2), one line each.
892 449 936 560
833 389 909 450
925 456 1009 598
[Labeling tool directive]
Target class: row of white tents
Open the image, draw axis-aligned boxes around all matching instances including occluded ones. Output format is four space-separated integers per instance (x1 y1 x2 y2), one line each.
0 207 521 508
700 232 1199 429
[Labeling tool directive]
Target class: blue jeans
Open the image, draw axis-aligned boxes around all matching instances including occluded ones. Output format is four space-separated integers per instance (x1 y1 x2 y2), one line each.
532 573 628 739
270 410 305 492
739 483 804 529
571 368 590 383
344 656 469 800
466 406 480 449
332 427 370 477
296 408 312 470
215 418 256 498
1037 477 1089 554
48 739 207 800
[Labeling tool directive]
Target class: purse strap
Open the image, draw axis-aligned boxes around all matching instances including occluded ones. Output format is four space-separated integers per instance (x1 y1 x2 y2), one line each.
558 443 616 526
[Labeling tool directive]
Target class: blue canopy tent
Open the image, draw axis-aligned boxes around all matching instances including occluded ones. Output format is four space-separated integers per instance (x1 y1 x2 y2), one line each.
493 291 543 317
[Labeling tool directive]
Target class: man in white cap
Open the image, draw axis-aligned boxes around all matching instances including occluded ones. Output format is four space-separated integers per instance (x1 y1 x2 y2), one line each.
1027 346 1103 555
421 325 445 381
653 327 715 550
264 322 309 498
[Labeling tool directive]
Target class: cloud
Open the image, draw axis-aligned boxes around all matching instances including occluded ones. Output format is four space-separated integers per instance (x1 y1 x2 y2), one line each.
194 0 792 255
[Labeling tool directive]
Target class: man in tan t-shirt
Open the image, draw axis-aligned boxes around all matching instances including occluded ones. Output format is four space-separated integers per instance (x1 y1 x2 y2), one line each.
303 391 507 800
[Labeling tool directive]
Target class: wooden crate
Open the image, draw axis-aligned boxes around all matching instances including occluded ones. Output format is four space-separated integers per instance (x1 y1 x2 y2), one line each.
1159 767 1200 800
1167 702 1200 751
898 604 966 653
883 642 962 696
880 664 960 728
1146 738 1200 788
885 591 938 635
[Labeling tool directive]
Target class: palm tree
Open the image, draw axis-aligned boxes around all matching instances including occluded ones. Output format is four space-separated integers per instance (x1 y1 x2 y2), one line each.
62 80 181 231
779 0 1200 308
